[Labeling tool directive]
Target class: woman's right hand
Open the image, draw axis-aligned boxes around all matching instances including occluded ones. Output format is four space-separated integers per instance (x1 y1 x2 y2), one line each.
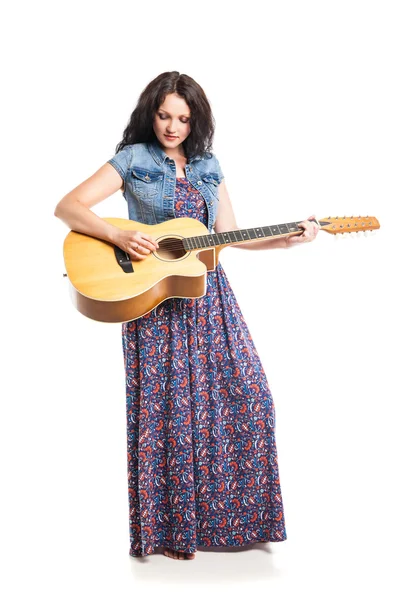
113 228 159 260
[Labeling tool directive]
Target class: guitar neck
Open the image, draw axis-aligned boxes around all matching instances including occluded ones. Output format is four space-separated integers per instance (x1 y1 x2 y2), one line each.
184 221 314 251
183 216 380 250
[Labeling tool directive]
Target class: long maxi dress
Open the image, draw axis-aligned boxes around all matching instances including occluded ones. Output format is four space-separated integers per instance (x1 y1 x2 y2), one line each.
122 177 287 557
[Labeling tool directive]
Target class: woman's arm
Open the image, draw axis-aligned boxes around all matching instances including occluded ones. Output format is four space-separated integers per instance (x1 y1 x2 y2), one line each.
213 182 320 249
213 181 288 250
54 163 125 243
54 163 158 259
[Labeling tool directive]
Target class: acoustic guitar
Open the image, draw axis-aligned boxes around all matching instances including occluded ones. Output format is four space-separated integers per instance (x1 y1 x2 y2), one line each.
62 215 380 323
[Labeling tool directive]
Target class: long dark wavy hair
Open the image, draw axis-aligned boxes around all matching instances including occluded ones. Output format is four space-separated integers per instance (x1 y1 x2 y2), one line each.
115 71 216 160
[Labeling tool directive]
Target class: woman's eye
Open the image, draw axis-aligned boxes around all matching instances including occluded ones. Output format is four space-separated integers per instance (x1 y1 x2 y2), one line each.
158 113 189 123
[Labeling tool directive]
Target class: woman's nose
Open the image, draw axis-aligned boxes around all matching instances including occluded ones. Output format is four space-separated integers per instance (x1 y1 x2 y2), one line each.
167 119 178 133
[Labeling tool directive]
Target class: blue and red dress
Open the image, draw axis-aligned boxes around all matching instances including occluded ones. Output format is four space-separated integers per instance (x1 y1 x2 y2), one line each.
122 177 287 557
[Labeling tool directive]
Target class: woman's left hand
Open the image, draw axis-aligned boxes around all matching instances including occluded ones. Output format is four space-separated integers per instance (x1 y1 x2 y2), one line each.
285 214 320 247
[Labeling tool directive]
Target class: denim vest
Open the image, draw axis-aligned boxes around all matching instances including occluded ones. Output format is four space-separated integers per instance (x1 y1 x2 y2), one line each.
107 140 224 233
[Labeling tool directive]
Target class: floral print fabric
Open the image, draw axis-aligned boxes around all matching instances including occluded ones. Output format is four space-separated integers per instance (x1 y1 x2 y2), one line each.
122 178 287 557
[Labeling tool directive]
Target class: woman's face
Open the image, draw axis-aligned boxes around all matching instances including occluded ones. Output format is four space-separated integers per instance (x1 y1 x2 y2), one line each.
153 93 191 153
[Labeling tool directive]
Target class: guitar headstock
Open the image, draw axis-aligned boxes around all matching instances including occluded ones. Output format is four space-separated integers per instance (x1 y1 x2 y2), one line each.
319 216 380 235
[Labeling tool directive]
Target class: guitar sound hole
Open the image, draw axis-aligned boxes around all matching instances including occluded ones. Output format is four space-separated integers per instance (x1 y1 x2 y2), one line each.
156 236 187 260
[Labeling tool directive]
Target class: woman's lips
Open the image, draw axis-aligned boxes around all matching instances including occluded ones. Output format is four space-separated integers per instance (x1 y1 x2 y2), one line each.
165 134 177 140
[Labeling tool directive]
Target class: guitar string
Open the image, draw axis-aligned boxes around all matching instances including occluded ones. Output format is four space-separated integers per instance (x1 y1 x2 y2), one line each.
140 224 304 253
129 222 310 254
134 235 290 253
129 221 367 253
152 227 367 251
129 221 308 253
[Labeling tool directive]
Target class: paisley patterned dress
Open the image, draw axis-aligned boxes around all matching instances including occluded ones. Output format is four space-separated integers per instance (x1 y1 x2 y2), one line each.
122 177 287 557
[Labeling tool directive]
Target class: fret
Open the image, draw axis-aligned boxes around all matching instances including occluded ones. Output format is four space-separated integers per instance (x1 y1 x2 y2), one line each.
220 231 233 244
253 227 266 238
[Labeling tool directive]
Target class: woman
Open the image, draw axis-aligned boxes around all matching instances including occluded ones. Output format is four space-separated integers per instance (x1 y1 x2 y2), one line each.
54 71 319 561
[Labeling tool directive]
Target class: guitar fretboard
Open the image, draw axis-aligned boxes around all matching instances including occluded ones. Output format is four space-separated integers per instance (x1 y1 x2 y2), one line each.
183 222 303 250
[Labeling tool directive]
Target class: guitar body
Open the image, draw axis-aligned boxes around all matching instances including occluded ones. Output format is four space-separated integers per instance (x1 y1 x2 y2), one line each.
63 217 221 323
63 213 380 323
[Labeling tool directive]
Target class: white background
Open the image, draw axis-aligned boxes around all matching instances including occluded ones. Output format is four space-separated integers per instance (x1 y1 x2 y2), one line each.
1 1 413 598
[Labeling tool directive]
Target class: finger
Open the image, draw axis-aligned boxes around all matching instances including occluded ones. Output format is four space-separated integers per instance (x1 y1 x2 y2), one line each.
139 239 156 252
304 216 316 228
307 216 320 233
298 222 311 235
304 223 315 236
288 233 303 243
299 227 312 240
141 234 159 250
130 249 148 260
130 240 150 255
133 239 151 253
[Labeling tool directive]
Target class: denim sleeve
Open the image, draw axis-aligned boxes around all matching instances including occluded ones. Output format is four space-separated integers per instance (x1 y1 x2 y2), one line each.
107 144 132 180
214 155 225 184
